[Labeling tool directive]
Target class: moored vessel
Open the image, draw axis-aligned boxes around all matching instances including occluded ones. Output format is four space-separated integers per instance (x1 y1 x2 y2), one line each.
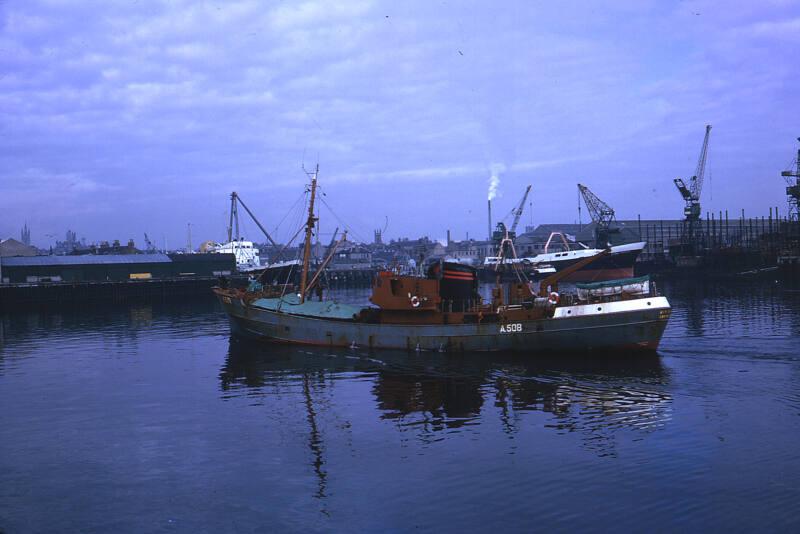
481 232 645 283
214 167 671 354
211 239 261 271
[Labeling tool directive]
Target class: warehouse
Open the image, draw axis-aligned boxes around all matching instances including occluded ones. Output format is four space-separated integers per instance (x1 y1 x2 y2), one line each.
0 253 235 284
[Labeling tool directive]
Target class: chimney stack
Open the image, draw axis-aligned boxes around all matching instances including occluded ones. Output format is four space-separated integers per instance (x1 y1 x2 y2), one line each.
488 199 493 240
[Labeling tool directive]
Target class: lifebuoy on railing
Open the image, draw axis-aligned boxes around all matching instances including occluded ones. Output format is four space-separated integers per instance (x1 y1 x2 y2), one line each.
410 295 421 308
548 291 560 305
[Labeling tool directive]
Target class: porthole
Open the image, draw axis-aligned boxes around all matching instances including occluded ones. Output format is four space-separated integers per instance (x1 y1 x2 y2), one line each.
647 302 651 306
597 307 602 311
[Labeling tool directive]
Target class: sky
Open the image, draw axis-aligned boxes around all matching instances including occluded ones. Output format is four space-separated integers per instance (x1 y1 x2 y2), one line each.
1 0 799 249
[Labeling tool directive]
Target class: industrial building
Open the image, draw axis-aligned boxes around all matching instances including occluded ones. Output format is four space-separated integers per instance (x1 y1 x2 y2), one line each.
0 238 38 258
0 253 235 284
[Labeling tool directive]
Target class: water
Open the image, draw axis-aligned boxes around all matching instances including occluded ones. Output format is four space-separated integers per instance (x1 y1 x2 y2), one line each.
1 280 799 532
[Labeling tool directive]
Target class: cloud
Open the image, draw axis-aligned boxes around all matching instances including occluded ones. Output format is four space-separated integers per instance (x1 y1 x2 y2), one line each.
269 0 372 30
739 17 800 40
0 0 797 245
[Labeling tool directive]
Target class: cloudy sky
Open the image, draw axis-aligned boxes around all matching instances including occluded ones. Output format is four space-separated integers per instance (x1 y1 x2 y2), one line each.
1 0 798 248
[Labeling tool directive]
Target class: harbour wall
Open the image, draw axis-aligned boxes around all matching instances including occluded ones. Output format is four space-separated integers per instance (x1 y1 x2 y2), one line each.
0 253 238 311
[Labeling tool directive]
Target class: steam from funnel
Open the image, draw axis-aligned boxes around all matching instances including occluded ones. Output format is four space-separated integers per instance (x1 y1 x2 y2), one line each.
488 163 505 201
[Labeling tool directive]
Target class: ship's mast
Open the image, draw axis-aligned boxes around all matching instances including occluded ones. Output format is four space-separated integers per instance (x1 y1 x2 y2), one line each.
299 164 319 303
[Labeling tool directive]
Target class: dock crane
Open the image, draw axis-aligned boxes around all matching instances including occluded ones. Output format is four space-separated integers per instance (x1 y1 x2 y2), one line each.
781 137 800 222
578 184 618 246
674 125 712 241
143 233 157 253
490 184 532 263
227 192 278 247
510 184 532 236
492 184 532 243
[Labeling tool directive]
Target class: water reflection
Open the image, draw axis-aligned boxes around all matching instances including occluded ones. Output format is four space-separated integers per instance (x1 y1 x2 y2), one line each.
221 338 672 460
661 278 800 340
301 373 328 502
2 280 798 531
373 361 484 431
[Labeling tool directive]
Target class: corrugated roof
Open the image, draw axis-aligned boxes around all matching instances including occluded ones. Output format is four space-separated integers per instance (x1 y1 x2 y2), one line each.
0 254 172 266
0 238 39 257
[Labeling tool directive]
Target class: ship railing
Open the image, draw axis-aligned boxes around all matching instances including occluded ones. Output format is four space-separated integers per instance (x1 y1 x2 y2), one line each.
439 298 484 314
576 281 659 304
559 294 576 307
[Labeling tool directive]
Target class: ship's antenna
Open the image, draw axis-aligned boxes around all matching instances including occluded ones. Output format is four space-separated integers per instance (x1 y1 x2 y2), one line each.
298 164 319 303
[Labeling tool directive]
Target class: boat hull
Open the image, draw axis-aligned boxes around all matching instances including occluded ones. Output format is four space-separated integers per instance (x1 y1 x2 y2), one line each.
217 294 671 353
479 242 645 283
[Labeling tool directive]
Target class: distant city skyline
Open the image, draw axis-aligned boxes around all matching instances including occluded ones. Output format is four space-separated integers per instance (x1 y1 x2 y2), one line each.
2 0 798 248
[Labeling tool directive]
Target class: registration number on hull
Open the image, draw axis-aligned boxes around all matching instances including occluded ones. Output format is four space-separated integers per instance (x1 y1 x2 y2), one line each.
500 323 522 333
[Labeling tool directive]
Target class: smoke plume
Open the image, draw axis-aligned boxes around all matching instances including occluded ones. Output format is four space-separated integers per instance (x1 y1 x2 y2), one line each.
488 163 505 201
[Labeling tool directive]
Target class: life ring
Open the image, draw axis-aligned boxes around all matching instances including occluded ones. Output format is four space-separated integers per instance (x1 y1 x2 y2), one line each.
548 291 560 305
410 295 421 308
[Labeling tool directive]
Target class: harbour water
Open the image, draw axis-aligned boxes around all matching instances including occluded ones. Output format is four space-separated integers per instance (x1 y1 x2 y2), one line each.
1 280 799 531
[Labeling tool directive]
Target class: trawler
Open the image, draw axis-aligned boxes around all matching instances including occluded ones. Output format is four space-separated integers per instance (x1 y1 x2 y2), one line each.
214 167 671 353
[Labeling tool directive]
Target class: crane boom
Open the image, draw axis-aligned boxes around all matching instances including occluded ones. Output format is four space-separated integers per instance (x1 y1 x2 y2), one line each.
229 192 279 247
673 124 712 222
510 185 532 234
691 124 712 199
577 184 615 228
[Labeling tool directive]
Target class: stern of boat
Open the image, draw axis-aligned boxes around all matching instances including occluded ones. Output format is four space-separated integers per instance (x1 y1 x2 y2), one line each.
551 296 671 352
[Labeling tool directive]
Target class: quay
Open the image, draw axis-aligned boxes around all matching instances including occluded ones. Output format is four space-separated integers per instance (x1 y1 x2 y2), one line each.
0 277 229 310
0 253 236 310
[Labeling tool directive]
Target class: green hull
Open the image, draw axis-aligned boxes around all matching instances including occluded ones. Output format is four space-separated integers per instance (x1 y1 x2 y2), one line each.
217 295 671 353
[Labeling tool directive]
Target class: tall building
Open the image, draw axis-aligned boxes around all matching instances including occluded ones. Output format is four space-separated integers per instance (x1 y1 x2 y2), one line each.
20 223 30 245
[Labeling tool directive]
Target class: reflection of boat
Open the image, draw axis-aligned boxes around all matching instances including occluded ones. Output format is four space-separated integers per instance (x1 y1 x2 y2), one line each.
215 168 671 353
220 338 672 446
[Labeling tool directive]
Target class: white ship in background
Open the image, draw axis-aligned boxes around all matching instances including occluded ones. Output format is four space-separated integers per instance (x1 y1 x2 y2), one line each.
208 191 281 273
483 232 646 282
212 239 261 271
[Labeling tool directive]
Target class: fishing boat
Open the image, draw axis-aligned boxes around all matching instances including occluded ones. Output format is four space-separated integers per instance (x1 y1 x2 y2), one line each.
214 168 671 353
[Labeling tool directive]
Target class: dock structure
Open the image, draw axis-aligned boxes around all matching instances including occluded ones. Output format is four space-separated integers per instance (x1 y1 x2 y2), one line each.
257 211 799 284
490 212 798 277
0 277 231 310
0 253 237 310
2 207 798 312
0 253 234 284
